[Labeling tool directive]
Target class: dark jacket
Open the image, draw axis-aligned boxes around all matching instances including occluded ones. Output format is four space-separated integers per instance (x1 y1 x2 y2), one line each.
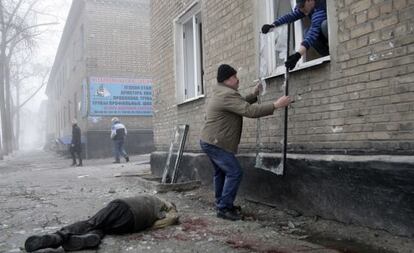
71 124 81 149
111 122 127 140
200 83 275 153
117 195 172 231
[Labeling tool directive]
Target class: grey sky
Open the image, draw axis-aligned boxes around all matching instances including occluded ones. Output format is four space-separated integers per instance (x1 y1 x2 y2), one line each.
19 0 71 149
24 0 72 110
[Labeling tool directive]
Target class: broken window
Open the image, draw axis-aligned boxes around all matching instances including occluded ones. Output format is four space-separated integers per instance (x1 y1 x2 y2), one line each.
162 124 189 184
259 0 330 77
174 2 204 103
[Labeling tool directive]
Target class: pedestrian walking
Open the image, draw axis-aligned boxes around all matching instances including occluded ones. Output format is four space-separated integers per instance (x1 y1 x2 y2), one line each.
200 64 292 221
24 194 179 252
111 117 129 163
261 0 328 70
70 119 82 166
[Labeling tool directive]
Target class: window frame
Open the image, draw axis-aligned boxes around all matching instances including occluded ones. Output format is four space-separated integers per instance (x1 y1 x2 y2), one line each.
173 1 205 105
74 92 78 119
260 0 331 78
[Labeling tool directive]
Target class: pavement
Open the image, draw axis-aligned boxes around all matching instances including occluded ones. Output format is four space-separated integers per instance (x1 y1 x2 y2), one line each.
0 150 412 253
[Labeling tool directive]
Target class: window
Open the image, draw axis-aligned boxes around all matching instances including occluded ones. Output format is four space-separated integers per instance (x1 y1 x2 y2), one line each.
63 106 66 128
74 93 78 119
66 59 70 80
80 25 85 60
174 2 204 103
59 68 64 96
68 101 71 125
258 0 330 78
57 112 60 134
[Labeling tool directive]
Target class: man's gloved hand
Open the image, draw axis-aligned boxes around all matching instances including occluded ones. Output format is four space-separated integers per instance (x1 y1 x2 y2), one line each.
261 24 275 34
71 144 75 147
285 52 301 70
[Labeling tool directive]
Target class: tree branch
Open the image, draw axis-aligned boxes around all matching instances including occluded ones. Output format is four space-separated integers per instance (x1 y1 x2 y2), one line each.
6 21 58 44
5 0 25 31
7 30 45 57
17 69 49 110
0 0 6 30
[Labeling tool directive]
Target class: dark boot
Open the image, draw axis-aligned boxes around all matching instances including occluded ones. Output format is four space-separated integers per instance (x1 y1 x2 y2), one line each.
71 160 76 166
125 156 129 162
25 233 62 252
62 233 101 251
217 208 241 221
77 158 83 167
231 205 242 215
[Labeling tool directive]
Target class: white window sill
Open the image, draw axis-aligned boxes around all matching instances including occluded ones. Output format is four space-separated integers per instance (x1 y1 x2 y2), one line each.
177 95 205 106
265 55 331 79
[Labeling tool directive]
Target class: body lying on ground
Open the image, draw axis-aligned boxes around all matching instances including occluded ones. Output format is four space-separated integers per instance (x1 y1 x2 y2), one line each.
24 194 179 252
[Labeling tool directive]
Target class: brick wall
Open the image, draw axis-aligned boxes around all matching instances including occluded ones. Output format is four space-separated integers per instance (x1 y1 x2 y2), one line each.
269 0 414 155
85 0 152 131
85 0 151 78
49 0 152 134
151 0 195 151
151 0 258 152
47 1 87 137
47 0 154 157
151 0 414 155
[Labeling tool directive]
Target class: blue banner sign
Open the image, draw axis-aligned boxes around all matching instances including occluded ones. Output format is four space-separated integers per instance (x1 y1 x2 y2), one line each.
89 77 152 116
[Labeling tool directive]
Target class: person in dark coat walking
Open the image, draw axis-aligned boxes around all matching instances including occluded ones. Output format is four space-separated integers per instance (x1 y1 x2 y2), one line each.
24 194 179 252
70 119 82 166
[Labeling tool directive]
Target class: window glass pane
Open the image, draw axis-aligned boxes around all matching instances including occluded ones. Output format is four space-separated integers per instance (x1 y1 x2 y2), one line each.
68 101 71 124
196 12 204 96
273 0 293 20
74 93 78 118
183 18 195 100
175 2 202 103
272 0 293 68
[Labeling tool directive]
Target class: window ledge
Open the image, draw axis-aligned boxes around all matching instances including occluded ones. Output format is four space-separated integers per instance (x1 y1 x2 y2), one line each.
177 95 205 106
265 55 331 79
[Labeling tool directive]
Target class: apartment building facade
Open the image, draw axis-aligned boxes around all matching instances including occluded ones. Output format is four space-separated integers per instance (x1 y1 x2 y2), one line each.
46 0 153 158
150 0 414 236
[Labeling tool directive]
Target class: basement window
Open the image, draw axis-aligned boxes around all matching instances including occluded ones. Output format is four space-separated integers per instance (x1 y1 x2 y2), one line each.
174 1 204 104
259 0 330 77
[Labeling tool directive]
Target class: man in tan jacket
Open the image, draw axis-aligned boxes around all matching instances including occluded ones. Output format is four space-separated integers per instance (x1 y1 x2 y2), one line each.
200 64 291 221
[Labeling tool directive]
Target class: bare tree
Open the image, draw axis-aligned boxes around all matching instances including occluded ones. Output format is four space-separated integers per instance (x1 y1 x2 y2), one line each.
0 0 57 155
10 49 49 150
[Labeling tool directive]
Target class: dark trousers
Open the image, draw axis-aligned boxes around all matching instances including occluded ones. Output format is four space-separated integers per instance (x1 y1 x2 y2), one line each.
70 146 82 165
200 141 243 211
57 200 135 241
307 19 329 56
113 139 128 161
